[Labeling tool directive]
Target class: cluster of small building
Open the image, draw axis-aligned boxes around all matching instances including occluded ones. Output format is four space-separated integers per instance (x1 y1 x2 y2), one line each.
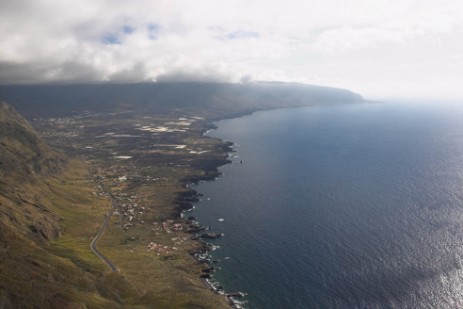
171 236 187 246
40 111 104 133
119 200 146 229
160 220 184 233
146 228 189 256
92 183 111 197
79 115 249 307
146 242 178 255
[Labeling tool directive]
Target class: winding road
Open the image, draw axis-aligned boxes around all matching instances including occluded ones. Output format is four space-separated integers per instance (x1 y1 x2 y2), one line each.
90 196 118 272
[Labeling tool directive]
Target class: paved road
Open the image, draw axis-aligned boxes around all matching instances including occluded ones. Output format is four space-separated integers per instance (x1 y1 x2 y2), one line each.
90 197 118 272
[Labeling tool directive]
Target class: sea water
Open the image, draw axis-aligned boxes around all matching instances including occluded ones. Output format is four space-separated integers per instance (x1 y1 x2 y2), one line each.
191 101 463 308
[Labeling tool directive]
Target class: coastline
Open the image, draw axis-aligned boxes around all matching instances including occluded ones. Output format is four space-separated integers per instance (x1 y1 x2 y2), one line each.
161 101 463 308
28 110 242 308
174 122 249 308
29 103 364 308
26 104 365 308
0 80 366 308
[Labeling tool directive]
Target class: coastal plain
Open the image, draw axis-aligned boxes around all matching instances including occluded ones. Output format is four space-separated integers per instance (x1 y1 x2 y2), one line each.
0 82 364 308
34 109 234 308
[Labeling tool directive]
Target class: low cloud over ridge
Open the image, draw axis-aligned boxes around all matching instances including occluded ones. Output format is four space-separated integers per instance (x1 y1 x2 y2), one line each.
1 0 463 99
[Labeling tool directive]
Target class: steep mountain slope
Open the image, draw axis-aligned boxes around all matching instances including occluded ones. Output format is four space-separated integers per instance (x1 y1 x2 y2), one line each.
0 102 123 308
0 102 66 187
0 101 66 241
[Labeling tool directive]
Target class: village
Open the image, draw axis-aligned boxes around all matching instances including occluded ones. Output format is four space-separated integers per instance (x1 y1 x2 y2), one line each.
32 109 246 308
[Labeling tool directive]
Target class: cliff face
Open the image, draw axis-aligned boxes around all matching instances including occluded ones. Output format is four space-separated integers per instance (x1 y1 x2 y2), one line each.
0 101 66 242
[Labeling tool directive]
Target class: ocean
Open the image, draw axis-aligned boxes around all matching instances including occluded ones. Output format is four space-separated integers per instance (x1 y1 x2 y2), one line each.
191 101 463 308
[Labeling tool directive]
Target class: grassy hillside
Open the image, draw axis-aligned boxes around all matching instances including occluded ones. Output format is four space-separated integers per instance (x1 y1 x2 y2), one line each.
0 164 124 308
0 102 66 184
0 102 120 307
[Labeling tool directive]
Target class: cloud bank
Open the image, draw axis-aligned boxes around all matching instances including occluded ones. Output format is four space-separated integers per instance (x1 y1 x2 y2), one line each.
1 0 463 99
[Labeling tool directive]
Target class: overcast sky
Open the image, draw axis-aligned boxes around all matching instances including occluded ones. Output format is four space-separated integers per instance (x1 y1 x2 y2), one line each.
1 0 463 100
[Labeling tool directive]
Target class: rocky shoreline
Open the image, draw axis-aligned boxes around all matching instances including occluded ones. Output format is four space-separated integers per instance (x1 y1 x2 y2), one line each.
21 108 243 308
174 126 249 309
